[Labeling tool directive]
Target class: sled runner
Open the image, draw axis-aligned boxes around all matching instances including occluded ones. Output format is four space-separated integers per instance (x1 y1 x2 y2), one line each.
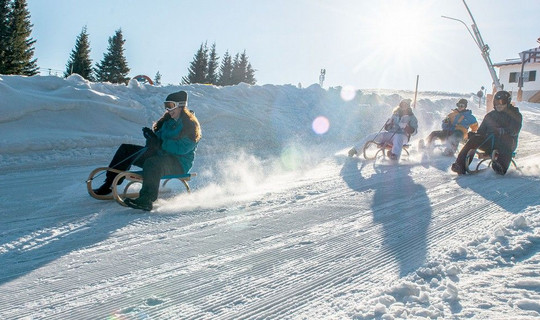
362 140 410 160
417 136 467 157
464 149 518 174
87 167 196 206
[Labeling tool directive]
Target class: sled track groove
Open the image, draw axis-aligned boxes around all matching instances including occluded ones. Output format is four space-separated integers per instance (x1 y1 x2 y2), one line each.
3 163 539 319
63 175 537 318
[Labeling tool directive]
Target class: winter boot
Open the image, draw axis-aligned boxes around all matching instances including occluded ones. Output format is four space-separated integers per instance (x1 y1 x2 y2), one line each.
348 148 358 157
387 150 398 161
124 197 153 211
491 160 505 175
93 182 112 196
451 162 465 175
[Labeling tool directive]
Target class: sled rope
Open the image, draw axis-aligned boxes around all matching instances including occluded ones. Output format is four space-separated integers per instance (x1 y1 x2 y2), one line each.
86 147 148 182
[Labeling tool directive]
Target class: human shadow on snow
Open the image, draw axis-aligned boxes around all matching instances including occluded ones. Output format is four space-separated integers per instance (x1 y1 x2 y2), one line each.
340 158 432 278
454 168 540 214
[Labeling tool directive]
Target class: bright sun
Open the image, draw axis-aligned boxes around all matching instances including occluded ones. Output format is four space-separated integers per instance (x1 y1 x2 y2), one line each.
362 2 433 66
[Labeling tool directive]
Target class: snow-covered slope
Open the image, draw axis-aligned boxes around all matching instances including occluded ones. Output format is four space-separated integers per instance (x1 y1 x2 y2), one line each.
0 75 539 319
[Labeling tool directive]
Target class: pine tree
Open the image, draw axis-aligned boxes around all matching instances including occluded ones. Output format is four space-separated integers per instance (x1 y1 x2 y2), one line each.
64 26 93 80
245 62 256 85
230 53 242 85
217 50 233 86
3 0 38 75
182 42 208 84
94 29 130 84
232 51 252 85
0 0 10 73
154 70 162 86
206 42 219 85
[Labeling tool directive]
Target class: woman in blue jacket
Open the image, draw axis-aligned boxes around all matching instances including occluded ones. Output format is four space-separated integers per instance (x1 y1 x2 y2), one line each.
93 91 201 211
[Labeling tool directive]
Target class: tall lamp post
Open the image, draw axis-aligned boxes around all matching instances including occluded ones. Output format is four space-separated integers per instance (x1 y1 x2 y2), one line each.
442 0 502 112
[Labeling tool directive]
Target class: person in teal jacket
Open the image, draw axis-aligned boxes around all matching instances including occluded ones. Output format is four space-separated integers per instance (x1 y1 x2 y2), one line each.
93 91 202 211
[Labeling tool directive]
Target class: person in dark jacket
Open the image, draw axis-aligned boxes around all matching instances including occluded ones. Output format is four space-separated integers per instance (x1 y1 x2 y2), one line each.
93 91 202 210
425 98 478 156
451 90 522 175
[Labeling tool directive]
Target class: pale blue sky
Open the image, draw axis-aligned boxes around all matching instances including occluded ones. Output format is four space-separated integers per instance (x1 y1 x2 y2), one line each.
27 0 540 93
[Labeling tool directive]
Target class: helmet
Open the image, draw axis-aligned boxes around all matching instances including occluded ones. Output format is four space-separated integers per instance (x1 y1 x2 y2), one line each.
494 90 511 105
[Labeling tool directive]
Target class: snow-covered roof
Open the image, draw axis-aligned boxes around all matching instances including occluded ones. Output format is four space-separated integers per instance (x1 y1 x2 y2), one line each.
494 46 540 67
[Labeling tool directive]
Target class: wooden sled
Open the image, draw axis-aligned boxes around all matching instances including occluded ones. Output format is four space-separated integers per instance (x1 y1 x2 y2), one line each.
87 167 196 207
464 150 518 174
362 140 410 160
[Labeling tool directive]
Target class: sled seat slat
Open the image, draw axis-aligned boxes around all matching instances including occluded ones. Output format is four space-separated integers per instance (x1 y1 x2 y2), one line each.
129 171 196 181
87 167 197 206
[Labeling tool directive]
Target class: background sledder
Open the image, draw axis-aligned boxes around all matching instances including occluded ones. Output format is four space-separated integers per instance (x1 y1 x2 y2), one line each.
451 90 522 175
420 98 478 156
89 91 201 211
349 99 418 161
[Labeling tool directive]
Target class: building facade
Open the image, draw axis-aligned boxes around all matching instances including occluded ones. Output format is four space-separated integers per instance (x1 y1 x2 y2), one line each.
494 44 540 102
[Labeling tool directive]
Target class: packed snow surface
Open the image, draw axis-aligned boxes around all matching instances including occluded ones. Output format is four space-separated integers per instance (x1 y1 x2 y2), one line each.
1 75 539 319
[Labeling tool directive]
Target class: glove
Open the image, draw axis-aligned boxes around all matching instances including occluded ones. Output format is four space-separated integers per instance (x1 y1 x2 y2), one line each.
142 127 161 150
496 127 506 136
399 122 407 129
404 125 415 135
142 127 156 140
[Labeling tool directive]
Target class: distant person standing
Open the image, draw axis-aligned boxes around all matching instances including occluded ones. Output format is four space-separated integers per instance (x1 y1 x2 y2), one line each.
451 91 522 175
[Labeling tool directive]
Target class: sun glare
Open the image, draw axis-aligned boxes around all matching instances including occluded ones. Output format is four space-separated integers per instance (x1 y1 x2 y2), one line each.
358 2 434 71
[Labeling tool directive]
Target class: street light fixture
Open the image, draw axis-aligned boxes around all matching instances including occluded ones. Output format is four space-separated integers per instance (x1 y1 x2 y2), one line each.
442 0 502 91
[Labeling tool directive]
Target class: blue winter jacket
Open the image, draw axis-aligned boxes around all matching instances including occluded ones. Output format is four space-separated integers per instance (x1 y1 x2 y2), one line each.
442 109 478 135
156 118 198 173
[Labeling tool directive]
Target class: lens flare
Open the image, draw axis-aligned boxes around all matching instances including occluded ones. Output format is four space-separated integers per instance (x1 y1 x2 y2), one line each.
312 116 330 135
280 146 302 170
340 85 356 101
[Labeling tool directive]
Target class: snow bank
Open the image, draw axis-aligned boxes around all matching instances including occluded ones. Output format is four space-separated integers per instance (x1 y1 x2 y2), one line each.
0 75 467 172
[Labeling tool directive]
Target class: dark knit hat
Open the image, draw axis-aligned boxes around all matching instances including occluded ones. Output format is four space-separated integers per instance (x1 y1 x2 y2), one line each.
457 98 468 107
165 91 188 107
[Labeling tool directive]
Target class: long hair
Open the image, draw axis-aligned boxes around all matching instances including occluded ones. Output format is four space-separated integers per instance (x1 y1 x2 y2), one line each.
152 109 201 142
179 108 202 142
153 112 171 132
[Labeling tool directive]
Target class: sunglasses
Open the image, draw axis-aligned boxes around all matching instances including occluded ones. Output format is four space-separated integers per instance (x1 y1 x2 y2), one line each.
457 103 466 108
164 101 184 111
494 99 507 106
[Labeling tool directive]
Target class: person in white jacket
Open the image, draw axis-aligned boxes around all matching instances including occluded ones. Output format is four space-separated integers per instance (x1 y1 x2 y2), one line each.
348 99 418 160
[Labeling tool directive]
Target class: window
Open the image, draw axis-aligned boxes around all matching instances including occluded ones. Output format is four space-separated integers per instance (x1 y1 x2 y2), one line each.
509 70 537 83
